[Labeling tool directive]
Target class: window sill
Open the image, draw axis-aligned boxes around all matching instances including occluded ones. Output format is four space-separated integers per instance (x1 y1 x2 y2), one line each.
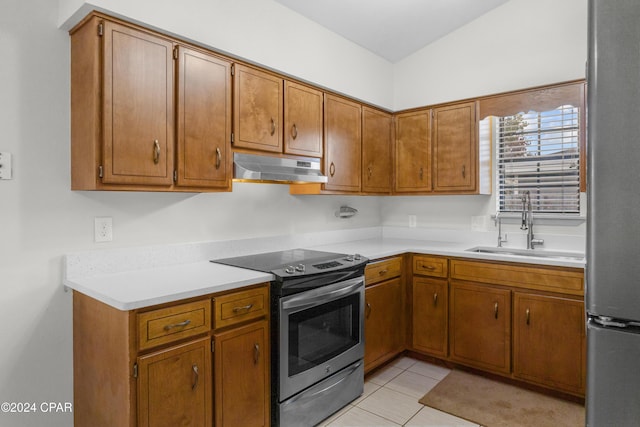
493 213 586 226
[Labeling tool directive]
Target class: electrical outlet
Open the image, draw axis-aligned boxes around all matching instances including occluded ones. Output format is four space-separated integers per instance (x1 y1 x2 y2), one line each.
94 217 113 242
0 152 13 180
408 215 417 228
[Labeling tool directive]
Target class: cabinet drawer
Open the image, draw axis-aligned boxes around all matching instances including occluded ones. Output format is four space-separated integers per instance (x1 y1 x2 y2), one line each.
413 255 448 278
213 285 269 329
138 299 211 351
365 257 402 286
450 259 584 295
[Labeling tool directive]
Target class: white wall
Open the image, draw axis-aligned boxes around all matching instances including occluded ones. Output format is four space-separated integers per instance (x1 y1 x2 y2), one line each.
0 0 587 425
393 0 588 110
384 0 588 242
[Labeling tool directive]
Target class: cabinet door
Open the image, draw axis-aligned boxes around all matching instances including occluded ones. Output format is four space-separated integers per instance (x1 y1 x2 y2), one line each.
412 277 448 357
449 281 511 374
513 292 586 394
324 94 362 192
395 109 431 192
233 64 283 153
137 337 212 427
284 81 323 157
433 101 476 192
214 320 270 427
102 21 175 185
176 46 232 189
362 107 393 193
365 278 404 371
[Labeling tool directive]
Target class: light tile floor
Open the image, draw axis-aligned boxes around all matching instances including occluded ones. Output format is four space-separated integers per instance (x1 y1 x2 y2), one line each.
317 356 480 427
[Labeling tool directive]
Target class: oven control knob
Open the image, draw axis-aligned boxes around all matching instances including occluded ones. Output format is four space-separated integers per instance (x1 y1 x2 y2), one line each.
346 255 354 262
284 265 295 274
354 253 362 260
295 264 306 273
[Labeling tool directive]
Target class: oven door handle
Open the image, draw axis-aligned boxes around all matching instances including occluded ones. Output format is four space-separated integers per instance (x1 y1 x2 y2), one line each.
281 277 363 311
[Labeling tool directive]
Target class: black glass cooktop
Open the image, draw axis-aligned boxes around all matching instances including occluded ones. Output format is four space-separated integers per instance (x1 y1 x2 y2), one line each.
211 249 349 273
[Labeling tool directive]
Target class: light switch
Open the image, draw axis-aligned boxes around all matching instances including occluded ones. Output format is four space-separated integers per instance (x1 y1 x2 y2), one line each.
0 152 12 180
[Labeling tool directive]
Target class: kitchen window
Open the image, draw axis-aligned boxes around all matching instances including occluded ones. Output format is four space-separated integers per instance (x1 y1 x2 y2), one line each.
479 81 586 216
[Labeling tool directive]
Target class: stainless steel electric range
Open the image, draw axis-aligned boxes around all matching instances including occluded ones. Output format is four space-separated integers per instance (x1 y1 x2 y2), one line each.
212 249 368 426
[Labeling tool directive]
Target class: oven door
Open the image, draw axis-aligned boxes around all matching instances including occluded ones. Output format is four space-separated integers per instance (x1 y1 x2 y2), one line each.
279 276 364 400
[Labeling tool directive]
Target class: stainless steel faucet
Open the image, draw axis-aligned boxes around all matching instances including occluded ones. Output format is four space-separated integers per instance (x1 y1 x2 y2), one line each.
520 191 544 249
495 213 508 247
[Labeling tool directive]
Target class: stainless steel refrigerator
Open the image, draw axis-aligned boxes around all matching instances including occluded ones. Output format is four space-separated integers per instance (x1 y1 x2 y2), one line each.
587 0 640 425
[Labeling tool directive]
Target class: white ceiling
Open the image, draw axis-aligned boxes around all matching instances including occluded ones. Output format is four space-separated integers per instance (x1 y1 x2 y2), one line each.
273 0 510 63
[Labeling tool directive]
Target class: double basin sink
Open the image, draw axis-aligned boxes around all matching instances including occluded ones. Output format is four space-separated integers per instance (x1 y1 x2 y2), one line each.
465 246 585 261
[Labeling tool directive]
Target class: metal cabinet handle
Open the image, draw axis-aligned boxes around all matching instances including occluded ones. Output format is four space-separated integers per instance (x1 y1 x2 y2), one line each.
368 166 372 179
420 264 435 271
191 364 199 390
378 269 388 276
329 162 336 177
253 343 260 365
270 118 276 136
494 302 499 319
419 167 424 180
526 308 530 325
215 147 221 169
462 164 466 178
163 319 191 331
366 302 372 319
433 292 438 306
232 304 253 313
153 140 160 164
291 123 298 140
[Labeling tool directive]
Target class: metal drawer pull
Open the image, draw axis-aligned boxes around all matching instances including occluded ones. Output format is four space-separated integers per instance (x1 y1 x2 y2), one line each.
526 308 530 325
232 304 253 313
433 293 438 306
378 269 388 276
419 167 424 180
366 302 372 319
192 364 199 390
462 164 466 178
153 140 160 164
270 118 276 135
254 343 260 365
421 264 435 270
215 147 221 169
163 319 191 331
291 123 298 139
368 166 372 178
494 302 499 319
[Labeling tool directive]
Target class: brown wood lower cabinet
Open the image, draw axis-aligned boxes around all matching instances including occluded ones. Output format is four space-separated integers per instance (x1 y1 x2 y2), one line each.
412 277 448 357
214 319 270 427
137 337 212 427
364 278 405 372
449 281 512 375
513 292 586 395
73 283 270 427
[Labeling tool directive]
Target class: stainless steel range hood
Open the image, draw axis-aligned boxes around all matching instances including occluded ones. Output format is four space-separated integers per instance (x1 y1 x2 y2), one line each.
234 153 328 184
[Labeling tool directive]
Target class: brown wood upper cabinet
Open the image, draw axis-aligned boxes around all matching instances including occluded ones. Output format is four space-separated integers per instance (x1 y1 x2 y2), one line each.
433 101 477 192
70 15 233 192
233 64 283 153
71 17 175 189
394 109 432 193
324 94 362 192
233 65 323 158
176 46 232 190
362 107 393 193
284 81 323 157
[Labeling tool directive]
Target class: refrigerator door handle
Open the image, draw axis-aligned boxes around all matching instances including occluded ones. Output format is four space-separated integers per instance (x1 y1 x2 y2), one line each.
592 316 629 328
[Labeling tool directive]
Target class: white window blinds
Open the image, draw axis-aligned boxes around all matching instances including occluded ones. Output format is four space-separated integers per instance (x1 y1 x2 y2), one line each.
497 105 580 214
